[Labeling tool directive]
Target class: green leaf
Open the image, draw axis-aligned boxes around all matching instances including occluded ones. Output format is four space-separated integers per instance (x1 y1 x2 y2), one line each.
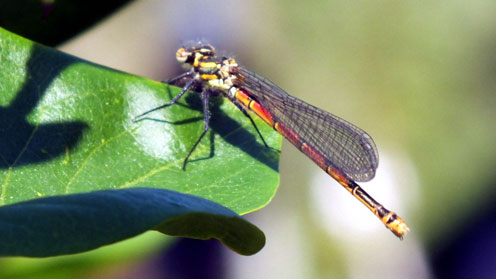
0 187 265 256
0 28 281 255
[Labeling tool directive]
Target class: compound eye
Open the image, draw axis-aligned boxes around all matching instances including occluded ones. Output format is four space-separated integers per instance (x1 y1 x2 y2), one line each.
176 48 193 64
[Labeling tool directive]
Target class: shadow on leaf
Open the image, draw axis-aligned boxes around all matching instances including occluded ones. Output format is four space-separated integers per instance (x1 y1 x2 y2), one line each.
156 89 280 172
0 44 88 168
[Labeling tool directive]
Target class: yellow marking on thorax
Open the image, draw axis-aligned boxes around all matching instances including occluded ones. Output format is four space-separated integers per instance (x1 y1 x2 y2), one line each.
199 61 218 69
200 74 219 80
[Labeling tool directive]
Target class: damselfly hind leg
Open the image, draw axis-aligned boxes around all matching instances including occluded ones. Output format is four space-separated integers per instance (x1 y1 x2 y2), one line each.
182 90 211 170
232 102 270 148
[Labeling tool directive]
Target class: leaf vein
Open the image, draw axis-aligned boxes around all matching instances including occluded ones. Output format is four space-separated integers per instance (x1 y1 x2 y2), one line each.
64 129 129 193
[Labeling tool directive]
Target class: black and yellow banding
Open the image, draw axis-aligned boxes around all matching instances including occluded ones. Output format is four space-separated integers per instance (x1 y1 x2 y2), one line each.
327 165 409 238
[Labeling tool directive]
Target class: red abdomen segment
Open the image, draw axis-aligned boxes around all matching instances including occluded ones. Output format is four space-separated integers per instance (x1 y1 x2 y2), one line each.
233 87 409 238
234 89 274 127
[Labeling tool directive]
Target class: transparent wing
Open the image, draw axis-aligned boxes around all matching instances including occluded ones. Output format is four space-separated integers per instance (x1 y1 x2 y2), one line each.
233 66 378 182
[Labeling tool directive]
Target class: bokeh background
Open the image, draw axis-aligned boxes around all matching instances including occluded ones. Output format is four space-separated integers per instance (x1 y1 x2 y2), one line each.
2 0 496 278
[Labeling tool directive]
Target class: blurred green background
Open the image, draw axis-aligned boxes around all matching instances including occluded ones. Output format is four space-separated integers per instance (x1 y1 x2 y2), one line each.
2 0 496 278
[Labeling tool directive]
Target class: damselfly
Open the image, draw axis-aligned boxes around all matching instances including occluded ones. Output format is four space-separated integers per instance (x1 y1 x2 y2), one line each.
134 43 409 238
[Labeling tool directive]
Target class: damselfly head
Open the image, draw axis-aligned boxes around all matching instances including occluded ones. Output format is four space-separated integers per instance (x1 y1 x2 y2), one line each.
176 43 216 65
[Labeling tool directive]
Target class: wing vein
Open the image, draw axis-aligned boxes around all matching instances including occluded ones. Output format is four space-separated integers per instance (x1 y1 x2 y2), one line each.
232 66 379 182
